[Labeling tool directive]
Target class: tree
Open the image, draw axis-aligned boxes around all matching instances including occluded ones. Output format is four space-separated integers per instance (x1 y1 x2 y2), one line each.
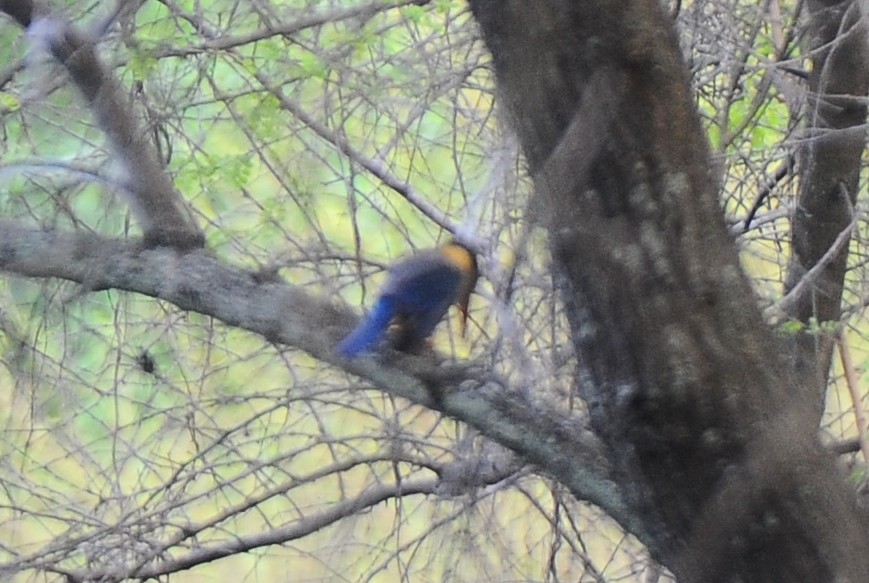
0 0 867 582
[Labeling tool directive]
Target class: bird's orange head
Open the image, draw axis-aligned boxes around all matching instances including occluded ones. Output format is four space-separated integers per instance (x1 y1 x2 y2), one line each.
440 240 478 335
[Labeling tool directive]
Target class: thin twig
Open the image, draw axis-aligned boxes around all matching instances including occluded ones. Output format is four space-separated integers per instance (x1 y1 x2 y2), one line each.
837 333 869 464
764 213 859 324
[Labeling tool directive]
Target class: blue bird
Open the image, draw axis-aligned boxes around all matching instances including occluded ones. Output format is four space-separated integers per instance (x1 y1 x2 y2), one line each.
338 241 478 357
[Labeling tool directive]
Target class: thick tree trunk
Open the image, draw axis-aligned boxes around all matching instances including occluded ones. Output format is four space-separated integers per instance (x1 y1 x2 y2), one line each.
469 1 869 581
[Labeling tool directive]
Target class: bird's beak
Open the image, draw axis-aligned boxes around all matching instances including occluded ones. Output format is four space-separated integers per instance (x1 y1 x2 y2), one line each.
457 293 471 336
444 239 477 338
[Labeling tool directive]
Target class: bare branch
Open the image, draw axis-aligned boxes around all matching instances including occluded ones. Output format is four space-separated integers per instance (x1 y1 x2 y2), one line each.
56 479 438 581
150 0 431 57
251 70 459 232
2 0 203 248
0 223 627 538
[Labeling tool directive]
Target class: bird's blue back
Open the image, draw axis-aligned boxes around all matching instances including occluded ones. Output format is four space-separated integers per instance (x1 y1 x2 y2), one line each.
338 249 464 357
384 255 463 349
384 252 462 316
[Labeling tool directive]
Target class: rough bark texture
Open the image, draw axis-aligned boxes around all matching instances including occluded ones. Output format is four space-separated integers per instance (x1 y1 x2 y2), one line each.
469 1 869 581
783 0 869 422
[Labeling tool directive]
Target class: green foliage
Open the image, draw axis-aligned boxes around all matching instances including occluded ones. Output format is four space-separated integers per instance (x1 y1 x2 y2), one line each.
848 462 869 489
0 91 19 113
777 319 805 335
127 51 159 82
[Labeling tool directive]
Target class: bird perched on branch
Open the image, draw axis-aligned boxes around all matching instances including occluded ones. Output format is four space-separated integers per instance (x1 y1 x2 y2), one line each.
338 240 478 357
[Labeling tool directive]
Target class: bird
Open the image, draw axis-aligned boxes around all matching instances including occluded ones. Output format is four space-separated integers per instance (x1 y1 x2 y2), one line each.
338 240 478 357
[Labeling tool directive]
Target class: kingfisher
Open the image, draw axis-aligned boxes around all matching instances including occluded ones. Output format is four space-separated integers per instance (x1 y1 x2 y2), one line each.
338 240 478 357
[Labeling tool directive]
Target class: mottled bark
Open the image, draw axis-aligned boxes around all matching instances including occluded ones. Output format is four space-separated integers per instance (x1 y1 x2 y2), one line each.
469 1 869 581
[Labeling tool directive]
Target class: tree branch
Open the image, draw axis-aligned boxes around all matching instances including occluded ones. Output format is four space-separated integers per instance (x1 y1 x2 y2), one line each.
56 479 438 581
0 223 633 540
1 0 204 249
766 210 859 324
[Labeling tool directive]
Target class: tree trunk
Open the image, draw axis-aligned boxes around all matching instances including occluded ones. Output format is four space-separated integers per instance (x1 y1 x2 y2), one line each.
469 1 869 581
783 0 869 423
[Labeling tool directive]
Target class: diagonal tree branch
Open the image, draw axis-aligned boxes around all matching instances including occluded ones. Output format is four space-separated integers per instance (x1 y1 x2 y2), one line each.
766 210 859 323
0 222 635 540
0 0 204 249
53 479 438 582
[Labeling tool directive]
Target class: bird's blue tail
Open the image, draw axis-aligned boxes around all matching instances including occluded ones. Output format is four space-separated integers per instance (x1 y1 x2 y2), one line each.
337 297 396 357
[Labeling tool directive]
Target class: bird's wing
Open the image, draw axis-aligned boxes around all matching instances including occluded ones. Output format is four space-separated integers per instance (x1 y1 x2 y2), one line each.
382 250 464 313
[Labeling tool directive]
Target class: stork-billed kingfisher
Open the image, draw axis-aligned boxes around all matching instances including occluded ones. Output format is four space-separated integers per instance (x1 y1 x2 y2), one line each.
338 241 478 357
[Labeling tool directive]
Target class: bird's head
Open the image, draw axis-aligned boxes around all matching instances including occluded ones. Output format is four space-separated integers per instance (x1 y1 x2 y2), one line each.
440 240 478 335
